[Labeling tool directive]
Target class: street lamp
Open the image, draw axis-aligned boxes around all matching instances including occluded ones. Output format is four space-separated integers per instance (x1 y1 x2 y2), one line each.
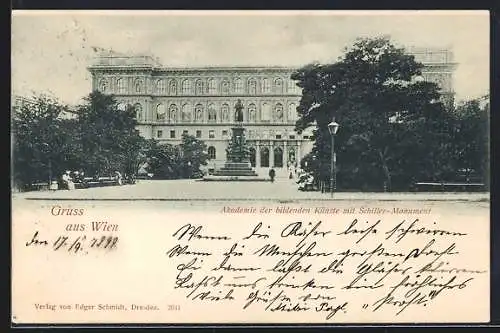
41 143 52 187
187 161 192 179
327 119 340 197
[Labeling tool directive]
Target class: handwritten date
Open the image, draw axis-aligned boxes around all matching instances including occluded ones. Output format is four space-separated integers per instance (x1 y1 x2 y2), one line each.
26 231 118 254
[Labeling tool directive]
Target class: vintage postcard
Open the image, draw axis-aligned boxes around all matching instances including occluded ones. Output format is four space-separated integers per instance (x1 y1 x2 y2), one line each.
11 10 490 324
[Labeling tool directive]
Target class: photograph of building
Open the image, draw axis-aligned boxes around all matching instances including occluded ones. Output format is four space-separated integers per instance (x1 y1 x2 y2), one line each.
87 47 456 174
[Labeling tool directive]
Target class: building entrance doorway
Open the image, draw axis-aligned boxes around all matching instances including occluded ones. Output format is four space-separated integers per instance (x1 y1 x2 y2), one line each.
260 147 269 167
249 147 256 167
274 147 283 168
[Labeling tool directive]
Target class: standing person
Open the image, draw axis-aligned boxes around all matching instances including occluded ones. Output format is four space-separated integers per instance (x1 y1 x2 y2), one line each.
62 171 75 190
269 168 276 183
60 171 69 190
115 171 123 185
73 171 80 183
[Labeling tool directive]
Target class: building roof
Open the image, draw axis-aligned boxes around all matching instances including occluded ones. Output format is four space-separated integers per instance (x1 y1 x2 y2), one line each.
88 47 457 72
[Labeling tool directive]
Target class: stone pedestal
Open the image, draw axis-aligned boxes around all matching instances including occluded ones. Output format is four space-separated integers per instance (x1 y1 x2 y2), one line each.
203 124 266 181
212 161 257 177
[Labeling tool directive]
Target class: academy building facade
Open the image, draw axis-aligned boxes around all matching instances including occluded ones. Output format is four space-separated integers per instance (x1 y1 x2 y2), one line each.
87 48 456 174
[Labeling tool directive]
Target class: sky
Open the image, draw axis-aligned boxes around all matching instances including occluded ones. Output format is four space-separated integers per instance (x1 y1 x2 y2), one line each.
12 10 489 105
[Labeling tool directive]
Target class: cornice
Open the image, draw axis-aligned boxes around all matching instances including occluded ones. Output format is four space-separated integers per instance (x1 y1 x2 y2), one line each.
138 122 297 127
89 65 300 74
154 67 298 74
149 94 302 98
109 93 302 99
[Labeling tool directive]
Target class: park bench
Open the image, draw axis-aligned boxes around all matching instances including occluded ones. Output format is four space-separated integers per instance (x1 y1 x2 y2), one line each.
30 182 50 191
413 181 486 192
74 177 120 189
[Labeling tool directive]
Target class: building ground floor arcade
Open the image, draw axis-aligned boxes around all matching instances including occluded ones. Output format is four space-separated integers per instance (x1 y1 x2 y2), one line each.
137 123 314 176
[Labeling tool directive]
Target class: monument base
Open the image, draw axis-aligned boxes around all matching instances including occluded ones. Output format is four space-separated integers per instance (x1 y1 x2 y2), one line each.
203 162 268 181
201 175 268 182
203 116 264 181
212 162 258 176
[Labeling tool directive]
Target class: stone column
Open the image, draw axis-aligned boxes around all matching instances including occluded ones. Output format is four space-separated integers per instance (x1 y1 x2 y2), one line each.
256 141 261 167
270 142 275 168
284 140 288 168
297 142 301 166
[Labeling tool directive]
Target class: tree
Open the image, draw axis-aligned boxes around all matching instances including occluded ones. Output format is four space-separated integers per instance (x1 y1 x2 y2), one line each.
179 133 208 178
451 99 489 186
146 134 209 179
76 91 145 176
292 36 453 191
145 139 181 179
12 95 78 189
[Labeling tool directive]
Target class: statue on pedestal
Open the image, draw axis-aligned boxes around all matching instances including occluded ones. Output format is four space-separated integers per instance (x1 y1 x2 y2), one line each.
203 98 260 180
235 99 244 123
225 99 250 163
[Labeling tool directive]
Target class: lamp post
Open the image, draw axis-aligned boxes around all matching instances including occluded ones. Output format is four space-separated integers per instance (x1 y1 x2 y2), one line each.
41 142 52 187
327 119 340 197
187 161 192 179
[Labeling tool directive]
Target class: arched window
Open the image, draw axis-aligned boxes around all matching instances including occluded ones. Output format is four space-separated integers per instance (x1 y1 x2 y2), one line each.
262 78 271 93
182 80 192 95
208 103 217 123
221 80 230 94
208 146 216 160
248 103 256 122
248 78 257 95
134 79 143 93
99 79 108 92
134 103 143 121
260 147 270 168
274 78 284 94
156 79 166 94
262 103 271 121
274 103 284 122
288 103 297 122
181 103 192 122
169 80 177 95
195 79 204 95
169 104 178 123
234 78 243 94
208 79 217 94
117 78 126 94
156 104 166 121
194 104 204 123
274 147 283 168
221 103 230 122
249 147 256 167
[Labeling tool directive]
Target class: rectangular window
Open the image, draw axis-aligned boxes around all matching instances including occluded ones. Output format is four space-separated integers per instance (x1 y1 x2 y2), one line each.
170 130 175 138
275 135 282 140
289 135 295 139
209 130 215 139
196 130 202 138
222 130 228 137
183 130 188 136
157 130 163 138
303 135 309 140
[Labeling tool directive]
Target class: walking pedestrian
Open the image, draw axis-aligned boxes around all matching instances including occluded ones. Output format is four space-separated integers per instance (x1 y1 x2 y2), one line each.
269 168 276 183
